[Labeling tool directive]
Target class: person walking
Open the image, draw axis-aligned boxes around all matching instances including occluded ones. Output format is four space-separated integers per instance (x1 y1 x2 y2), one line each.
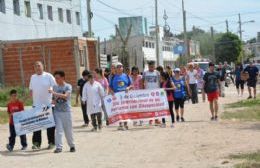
234 63 245 97
203 62 221 121
217 63 226 97
187 64 198 104
29 61 56 150
76 70 90 127
244 62 259 99
194 63 206 102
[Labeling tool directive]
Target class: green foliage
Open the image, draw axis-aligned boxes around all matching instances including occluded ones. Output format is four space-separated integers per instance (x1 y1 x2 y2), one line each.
226 99 260 108
0 109 9 124
0 87 32 107
215 32 242 63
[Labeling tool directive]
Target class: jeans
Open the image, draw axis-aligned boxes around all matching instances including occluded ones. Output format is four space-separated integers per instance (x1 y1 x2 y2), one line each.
81 102 89 124
9 124 27 148
189 84 198 104
91 112 102 129
32 127 55 147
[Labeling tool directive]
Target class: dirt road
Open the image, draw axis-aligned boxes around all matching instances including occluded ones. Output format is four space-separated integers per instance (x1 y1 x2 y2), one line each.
0 86 259 168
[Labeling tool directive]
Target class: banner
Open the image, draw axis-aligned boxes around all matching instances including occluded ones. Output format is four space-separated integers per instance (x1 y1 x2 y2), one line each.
13 106 55 136
104 89 170 125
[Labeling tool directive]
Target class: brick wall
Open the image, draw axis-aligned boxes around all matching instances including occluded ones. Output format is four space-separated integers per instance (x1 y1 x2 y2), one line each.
2 38 78 87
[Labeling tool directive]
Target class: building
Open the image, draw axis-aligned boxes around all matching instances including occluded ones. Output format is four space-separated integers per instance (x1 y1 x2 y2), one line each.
0 37 98 88
247 32 260 63
0 0 83 40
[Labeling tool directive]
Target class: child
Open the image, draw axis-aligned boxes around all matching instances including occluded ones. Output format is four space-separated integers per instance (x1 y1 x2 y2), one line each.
49 70 75 153
82 73 105 132
6 89 27 152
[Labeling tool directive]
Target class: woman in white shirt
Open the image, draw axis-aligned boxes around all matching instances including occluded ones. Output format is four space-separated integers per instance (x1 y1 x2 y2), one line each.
187 64 199 104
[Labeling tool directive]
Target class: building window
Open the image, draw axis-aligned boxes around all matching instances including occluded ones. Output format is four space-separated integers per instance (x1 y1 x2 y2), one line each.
47 5 53 21
149 42 151 48
145 41 148 48
0 0 5 13
75 12 80 25
151 43 154 48
66 9 71 24
24 1 31 17
13 0 20 15
58 8 63 22
37 3 43 19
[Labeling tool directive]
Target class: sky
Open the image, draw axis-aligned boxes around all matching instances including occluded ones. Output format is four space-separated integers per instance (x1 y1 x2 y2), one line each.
81 0 260 41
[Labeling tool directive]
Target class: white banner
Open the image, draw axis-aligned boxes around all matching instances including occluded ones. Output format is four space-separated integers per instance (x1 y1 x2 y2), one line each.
13 106 55 136
104 89 170 125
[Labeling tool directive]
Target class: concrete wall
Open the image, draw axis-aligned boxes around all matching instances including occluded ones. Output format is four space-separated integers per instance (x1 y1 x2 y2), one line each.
0 0 83 40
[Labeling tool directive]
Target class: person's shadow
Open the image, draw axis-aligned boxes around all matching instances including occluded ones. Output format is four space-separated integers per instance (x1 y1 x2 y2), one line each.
0 148 52 157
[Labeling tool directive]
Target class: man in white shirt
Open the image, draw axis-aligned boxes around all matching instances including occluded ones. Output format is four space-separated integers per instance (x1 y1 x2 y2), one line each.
143 61 161 89
187 63 199 104
29 61 56 150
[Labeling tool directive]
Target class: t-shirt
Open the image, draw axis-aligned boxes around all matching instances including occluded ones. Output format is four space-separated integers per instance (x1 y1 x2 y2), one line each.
109 73 132 93
235 68 242 81
244 66 259 81
53 83 72 113
187 70 198 84
77 78 87 97
172 77 186 99
7 100 24 125
143 70 160 89
131 75 142 90
217 68 226 81
29 72 56 107
203 72 220 93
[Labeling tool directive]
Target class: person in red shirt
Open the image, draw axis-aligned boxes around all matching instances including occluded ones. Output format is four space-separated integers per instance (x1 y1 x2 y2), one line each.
6 89 27 152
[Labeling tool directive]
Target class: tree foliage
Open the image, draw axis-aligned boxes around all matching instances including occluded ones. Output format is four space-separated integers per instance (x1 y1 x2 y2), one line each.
215 32 242 63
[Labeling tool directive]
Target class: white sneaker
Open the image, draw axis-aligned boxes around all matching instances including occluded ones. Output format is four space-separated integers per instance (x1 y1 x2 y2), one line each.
170 124 175 128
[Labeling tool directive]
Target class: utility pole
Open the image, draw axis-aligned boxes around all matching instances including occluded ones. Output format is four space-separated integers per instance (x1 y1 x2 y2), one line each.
238 13 243 63
155 0 160 66
182 0 189 62
226 20 229 33
87 0 92 37
210 26 215 62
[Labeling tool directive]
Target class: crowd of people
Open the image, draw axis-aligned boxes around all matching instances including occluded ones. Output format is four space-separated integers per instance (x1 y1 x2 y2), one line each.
5 60 259 153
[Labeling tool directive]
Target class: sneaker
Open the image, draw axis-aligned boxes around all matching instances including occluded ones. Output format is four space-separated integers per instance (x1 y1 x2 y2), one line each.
106 120 109 126
47 143 55 150
214 116 218 121
91 128 97 132
176 116 180 122
160 123 166 128
210 117 215 121
54 148 62 153
181 117 185 122
98 125 102 130
32 144 41 150
21 146 27 151
6 144 13 152
170 124 175 128
254 96 257 99
133 121 138 126
248 96 252 99
81 124 88 127
124 125 129 130
117 126 124 131
70 147 76 153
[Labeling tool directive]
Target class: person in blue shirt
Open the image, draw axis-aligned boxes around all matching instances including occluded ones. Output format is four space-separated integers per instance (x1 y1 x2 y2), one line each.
244 62 259 99
172 68 191 122
234 63 244 97
109 62 132 130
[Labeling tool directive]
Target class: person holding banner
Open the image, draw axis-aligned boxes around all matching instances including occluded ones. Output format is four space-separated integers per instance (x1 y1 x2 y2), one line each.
29 61 56 150
109 62 132 131
82 73 105 132
49 70 75 153
160 72 176 128
6 89 27 152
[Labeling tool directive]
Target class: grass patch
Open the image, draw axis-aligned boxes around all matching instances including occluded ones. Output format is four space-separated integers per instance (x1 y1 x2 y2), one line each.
0 87 32 107
222 106 260 121
0 110 9 124
225 99 260 108
230 151 260 168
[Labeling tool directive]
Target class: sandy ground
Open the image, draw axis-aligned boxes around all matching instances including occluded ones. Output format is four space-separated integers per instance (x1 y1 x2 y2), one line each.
0 86 260 168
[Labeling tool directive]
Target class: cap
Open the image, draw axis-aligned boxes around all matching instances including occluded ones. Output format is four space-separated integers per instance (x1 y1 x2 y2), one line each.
116 62 123 67
174 68 181 72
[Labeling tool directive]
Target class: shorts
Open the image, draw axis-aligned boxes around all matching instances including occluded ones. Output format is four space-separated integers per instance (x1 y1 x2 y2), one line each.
207 91 219 102
235 80 244 89
247 79 257 88
174 98 185 110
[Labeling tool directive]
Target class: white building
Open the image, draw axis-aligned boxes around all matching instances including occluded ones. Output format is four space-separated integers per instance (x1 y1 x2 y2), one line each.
0 0 83 40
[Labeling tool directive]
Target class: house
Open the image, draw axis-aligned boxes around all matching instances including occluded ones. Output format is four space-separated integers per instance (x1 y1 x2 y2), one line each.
0 0 83 40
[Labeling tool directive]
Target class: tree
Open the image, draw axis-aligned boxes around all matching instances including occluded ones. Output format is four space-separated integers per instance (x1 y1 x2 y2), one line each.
215 32 242 63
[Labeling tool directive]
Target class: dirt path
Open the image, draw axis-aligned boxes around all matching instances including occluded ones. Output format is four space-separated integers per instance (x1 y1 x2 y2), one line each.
0 86 260 168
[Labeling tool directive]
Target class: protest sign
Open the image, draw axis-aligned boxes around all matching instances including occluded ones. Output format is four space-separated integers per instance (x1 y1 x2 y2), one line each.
104 89 170 125
13 106 55 136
